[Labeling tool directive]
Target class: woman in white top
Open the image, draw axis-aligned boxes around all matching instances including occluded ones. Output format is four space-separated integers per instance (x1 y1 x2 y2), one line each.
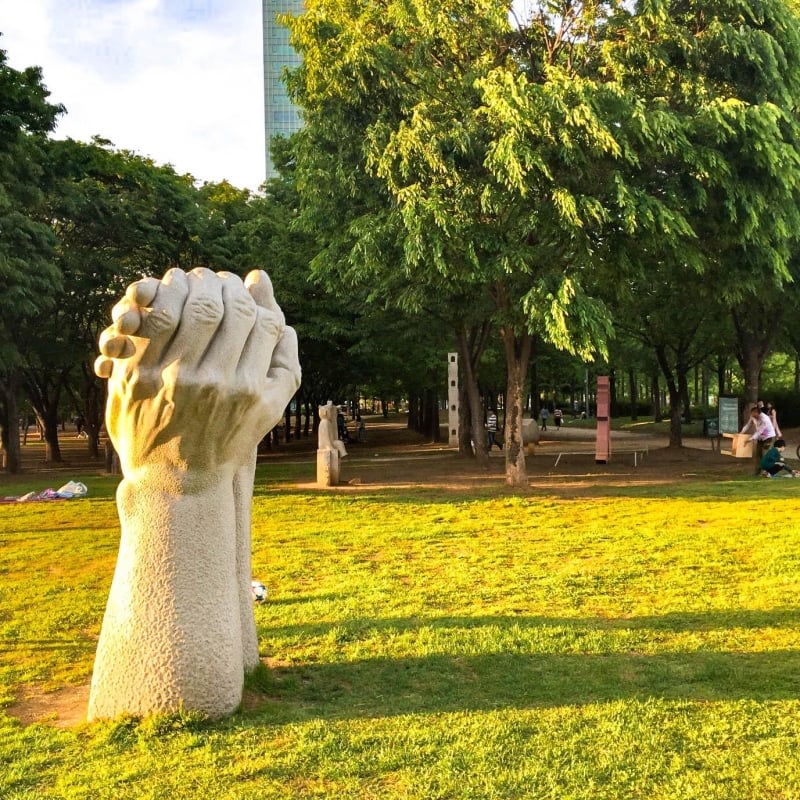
766 401 782 438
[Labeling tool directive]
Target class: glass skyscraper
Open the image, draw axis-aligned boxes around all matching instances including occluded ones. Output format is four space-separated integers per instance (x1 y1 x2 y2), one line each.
262 0 304 180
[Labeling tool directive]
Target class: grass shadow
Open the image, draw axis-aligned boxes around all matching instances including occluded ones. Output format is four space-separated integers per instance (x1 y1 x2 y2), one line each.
245 609 800 723
247 648 800 724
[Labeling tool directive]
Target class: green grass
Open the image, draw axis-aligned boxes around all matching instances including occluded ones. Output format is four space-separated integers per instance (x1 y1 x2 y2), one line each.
2 465 800 798
560 415 710 437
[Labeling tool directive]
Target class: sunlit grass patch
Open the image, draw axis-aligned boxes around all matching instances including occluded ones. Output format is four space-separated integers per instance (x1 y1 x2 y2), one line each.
1 468 799 798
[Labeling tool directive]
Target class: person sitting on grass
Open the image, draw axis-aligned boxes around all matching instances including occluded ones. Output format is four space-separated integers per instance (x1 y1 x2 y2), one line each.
759 439 799 478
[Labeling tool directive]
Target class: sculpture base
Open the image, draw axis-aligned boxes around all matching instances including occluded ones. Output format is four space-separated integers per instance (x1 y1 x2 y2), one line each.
317 449 340 486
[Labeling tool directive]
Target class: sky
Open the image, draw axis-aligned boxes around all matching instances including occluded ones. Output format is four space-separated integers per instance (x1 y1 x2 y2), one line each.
0 0 268 191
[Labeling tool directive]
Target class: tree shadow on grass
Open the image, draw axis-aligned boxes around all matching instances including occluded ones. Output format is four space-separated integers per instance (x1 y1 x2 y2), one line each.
248 609 800 723
260 607 800 642
247 648 800 724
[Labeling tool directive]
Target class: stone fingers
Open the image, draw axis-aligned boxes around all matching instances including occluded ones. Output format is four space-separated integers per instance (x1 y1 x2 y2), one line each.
162 268 221 369
244 269 285 325
111 277 161 335
253 327 302 431
266 326 301 393
95 270 190 378
199 273 258 381
238 270 286 381
96 268 300 404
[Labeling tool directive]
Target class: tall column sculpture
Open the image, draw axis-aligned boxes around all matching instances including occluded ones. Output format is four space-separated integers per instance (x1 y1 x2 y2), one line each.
88 267 301 720
447 353 459 447
595 375 611 464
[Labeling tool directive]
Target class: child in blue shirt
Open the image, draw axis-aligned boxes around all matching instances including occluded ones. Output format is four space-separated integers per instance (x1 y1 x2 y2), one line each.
760 439 799 477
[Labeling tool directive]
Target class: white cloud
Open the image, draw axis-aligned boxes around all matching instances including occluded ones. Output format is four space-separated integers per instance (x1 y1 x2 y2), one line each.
0 0 267 190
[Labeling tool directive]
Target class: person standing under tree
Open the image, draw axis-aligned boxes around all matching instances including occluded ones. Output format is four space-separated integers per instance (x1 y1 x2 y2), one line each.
765 401 782 438
554 407 563 429
486 409 502 450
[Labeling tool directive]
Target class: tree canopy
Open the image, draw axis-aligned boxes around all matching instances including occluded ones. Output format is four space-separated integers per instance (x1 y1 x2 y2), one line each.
287 0 800 483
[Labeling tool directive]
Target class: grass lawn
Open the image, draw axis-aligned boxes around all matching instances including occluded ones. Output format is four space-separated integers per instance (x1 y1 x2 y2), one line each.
1 460 799 799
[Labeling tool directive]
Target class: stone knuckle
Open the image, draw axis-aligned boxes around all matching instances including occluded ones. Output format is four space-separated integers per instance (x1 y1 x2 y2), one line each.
147 308 178 334
254 308 282 338
187 297 224 326
230 296 257 322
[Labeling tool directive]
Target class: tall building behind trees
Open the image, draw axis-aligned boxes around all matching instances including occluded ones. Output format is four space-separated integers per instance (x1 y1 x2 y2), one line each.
262 0 304 180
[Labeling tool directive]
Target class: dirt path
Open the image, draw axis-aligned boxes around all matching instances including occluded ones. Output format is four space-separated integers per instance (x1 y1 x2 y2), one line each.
3 416 769 494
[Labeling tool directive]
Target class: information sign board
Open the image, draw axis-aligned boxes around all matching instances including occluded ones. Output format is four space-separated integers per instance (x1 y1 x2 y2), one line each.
719 397 740 434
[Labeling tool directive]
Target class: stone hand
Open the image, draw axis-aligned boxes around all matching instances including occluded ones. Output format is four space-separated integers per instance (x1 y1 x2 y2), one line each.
95 267 301 479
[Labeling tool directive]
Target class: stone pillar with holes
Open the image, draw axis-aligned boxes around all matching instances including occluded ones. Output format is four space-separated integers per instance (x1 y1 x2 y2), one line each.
447 353 459 447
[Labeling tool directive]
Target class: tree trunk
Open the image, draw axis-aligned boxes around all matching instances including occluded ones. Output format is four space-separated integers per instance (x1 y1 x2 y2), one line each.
38 407 63 463
679 356 692 424
295 395 303 440
500 328 533 487
23 370 67 462
283 403 292 442
407 393 420 431
609 368 617 417
716 355 727 399
650 370 662 422
303 398 312 437
0 377 21 473
458 381 472 454
732 303 778 411
81 367 104 459
529 352 540 417
655 346 682 447
456 324 491 465
739 344 762 412
426 389 441 442
629 368 638 420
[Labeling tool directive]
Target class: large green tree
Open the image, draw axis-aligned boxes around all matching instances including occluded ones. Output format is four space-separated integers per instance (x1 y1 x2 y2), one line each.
610 0 800 414
25 137 208 461
0 45 63 472
288 0 800 484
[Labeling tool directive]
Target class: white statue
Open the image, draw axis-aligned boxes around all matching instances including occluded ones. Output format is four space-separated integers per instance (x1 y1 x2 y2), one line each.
89 267 301 720
316 401 346 486
318 401 347 458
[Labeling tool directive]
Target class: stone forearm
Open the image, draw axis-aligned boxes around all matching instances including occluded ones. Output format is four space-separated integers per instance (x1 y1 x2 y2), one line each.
88 476 244 720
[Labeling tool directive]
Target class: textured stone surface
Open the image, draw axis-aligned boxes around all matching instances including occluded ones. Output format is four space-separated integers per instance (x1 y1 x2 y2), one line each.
89 268 301 720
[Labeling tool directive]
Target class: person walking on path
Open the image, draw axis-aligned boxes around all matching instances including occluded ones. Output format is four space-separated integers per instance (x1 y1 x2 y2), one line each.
554 407 563 430
486 410 502 450
540 406 550 431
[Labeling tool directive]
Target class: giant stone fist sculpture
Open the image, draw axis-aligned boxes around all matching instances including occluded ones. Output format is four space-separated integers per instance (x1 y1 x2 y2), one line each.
88 267 301 720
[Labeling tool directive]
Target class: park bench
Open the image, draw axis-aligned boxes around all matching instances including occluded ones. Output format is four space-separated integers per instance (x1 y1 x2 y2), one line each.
552 446 649 468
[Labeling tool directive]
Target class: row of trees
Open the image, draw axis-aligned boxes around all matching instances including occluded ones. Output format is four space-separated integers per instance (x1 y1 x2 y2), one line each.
6 0 800 484
284 0 800 484
0 46 446 473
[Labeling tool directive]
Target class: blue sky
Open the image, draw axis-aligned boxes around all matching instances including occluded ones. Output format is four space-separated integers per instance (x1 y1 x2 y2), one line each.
0 0 267 190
